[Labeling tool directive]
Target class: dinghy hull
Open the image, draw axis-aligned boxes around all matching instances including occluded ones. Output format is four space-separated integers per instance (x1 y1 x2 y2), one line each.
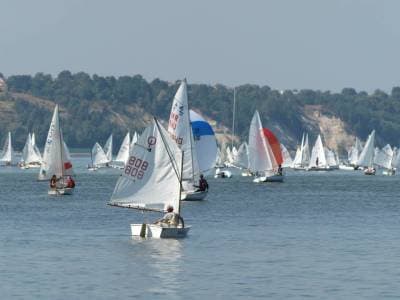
131 224 190 238
48 188 74 195
181 190 208 201
253 174 284 183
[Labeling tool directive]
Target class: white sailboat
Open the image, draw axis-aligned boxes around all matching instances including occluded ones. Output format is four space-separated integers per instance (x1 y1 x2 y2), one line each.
307 134 332 171
109 118 189 238
292 133 310 170
89 142 109 170
280 144 293 168
248 111 284 183
38 105 74 194
20 133 42 168
232 142 251 176
113 132 131 168
325 148 339 170
356 130 376 175
375 144 395 175
0 132 15 166
168 79 206 201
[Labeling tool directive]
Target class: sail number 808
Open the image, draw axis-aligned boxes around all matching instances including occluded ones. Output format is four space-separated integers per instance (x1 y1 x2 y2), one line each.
125 156 148 179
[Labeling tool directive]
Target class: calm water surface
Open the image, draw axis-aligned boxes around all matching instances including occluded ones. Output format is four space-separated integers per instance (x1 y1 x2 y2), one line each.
1 157 400 299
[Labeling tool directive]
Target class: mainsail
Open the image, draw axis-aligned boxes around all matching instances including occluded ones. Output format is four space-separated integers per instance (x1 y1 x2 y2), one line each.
21 133 42 164
233 142 249 169
91 142 109 166
167 79 200 185
0 132 15 164
110 119 182 212
374 144 393 170
356 130 375 167
103 134 113 163
309 135 327 168
281 144 293 168
115 132 131 165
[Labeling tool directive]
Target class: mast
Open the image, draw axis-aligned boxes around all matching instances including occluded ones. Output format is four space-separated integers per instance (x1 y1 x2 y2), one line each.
178 150 184 215
232 87 236 149
58 106 64 179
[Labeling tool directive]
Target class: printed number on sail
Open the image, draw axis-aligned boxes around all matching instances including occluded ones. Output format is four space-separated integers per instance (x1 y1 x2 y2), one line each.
125 156 148 179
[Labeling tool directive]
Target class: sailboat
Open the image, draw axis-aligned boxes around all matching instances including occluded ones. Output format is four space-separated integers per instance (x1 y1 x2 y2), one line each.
168 79 206 201
38 105 74 194
248 111 284 183
356 130 376 175
89 142 108 170
375 144 395 175
307 135 332 171
113 132 131 169
0 132 15 166
232 142 251 176
20 133 42 168
325 148 339 170
280 144 293 168
190 110 218 175
108 118 189 238
292 133 310 170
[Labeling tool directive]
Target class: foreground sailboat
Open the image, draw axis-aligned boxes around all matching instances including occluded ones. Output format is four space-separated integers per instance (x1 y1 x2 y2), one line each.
168 79 206 201
248 111 284 183
38 105 74 194
108 118 189 238
0 132 15 166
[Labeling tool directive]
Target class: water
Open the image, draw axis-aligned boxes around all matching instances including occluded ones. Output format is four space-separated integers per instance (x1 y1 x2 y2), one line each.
1 158 400 299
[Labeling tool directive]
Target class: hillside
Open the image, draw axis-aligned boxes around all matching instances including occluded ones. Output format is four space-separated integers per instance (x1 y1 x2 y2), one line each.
1 71 400 154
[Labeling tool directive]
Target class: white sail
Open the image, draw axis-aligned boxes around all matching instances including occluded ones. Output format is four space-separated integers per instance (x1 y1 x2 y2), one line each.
21 133 42 164
325 148 338 167
302 134 311 166
167 80 200 184
91 142 109 166
38 105 73 180
356 130 375 167
309 135 327 168
233 142 249 169
292 147 302 167
374 144 393 169
31 132 42 161
281 144 293 168
110 119 182 212
348 137 363 165
190 110 218 173
115 132 131 164
103 134 113 163
248 111 274 173
0 132 15 164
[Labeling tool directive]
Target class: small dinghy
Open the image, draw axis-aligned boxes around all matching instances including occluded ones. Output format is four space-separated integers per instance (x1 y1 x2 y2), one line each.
0 132 16 166
214 168 232 178
356 130 376 176
109 118 190 239
248 111 284 183
39 105 75 195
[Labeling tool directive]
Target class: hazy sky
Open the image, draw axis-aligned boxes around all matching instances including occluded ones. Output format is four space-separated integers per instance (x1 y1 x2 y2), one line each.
1 0 400 92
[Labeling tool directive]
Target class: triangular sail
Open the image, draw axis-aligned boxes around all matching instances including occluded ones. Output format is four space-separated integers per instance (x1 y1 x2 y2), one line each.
309 135 327 168
0 132 15 164
21 133 42 164
233 142 249 169
325 148 338 167
190 110 218 173
248 111 274 173
167 79 200 184
262 128 283 169
302 134 311 166
103 134 113 163
281 144 293 168
115 132 131 164
92 142 109 166
357 130 375 167
374 144 393 169
110 119 182 212
38 105 73 180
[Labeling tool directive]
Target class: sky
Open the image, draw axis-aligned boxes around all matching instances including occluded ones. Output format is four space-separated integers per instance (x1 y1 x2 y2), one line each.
1 0 400 92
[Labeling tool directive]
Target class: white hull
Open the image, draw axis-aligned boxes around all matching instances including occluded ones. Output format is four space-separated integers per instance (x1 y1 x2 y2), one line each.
181 190 208 201
306 166 334 171
214 170 232 178
241 171 252 177
87 167 98 172
253 174 284 183
383 169 395 176
339 165 356 171
48 187 74 195
131 223 190 238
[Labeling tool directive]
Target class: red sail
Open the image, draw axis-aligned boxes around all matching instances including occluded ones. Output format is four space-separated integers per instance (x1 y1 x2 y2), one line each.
262 128 283 165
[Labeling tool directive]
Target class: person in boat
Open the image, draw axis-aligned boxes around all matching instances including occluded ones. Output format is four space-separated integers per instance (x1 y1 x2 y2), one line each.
277 164 283 175
66 176 75 188
50 175 58 189
196 174 209 192
316 157 319 167
155 205 183 227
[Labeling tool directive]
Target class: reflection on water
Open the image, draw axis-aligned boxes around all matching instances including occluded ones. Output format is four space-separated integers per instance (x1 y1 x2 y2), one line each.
130 237 183 298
